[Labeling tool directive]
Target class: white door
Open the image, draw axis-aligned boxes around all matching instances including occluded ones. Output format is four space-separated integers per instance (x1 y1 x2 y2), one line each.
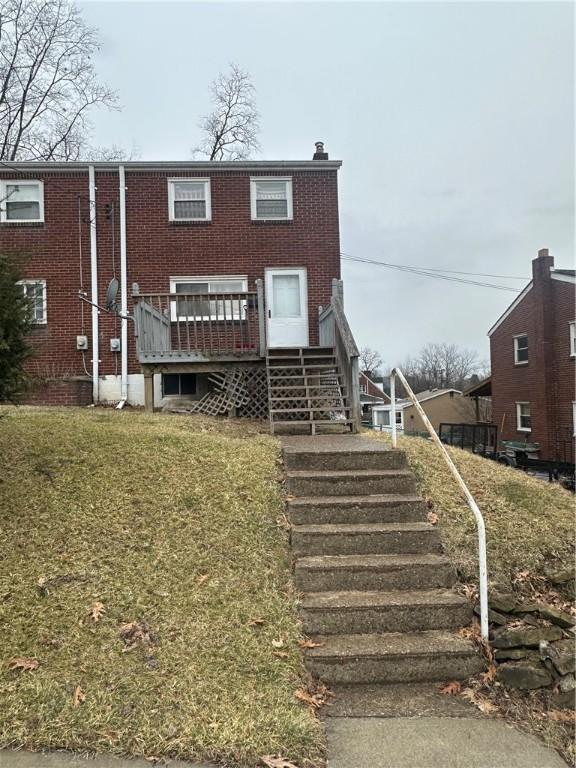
265 268 309 348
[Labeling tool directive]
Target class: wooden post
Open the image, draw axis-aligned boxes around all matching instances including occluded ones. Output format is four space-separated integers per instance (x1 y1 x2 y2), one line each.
332 278 344 301
256 278 266 356
143 370 154 413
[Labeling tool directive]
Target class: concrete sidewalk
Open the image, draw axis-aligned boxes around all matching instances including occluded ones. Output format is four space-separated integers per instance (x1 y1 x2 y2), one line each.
325 717 567 768
0 753 216 768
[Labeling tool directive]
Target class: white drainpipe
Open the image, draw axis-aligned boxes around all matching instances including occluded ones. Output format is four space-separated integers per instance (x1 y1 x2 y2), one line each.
88 165 99 403
117 164 129 408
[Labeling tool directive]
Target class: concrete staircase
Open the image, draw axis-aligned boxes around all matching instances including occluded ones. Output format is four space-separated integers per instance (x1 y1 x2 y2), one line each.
283 435 483 686
266 347 355 435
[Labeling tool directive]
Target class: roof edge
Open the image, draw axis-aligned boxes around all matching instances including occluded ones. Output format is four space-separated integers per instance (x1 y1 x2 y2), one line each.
0 159 342 173
487 281 534 336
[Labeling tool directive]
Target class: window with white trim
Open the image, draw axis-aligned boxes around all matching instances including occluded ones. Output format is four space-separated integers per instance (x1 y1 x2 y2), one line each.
360 382 367 393
250 178 293 220
18 280 47 324
516 402 531 432
168 179 211 221
169 276 248 320
513 334 529 364
0 180 44 222
570 321 575 357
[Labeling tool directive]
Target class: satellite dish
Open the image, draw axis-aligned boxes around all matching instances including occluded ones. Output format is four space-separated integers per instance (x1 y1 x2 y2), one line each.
105 278 119 311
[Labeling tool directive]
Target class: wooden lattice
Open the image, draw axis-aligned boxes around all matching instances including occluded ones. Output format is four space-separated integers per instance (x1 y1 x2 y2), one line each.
176 367 268 420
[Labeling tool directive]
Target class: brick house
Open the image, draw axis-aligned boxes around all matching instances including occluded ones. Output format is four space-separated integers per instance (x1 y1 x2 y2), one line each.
487 248 575 462
1 144 361 432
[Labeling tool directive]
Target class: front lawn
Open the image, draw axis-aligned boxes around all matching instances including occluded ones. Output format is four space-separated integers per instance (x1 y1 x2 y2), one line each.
0 408 322 767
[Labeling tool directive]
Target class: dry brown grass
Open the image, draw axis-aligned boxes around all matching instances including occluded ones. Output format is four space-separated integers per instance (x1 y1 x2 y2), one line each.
0 407 322 767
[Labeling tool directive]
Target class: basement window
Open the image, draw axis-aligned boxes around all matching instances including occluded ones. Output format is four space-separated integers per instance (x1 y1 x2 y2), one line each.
250 178 293 220
162 373 197 397
0 180 44 222
513 334 529 365
17 280 47 324
168 179 211 221
516 402 532 432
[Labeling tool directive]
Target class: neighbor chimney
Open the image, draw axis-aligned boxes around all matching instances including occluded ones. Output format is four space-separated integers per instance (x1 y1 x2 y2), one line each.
532 247 554 284
313 141 328 160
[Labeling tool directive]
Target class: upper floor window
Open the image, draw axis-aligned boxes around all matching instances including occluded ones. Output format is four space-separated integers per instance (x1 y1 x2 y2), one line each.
570 321 575 357
513 334 529 365
168 179 211 221
0 180 44 223
18 280 47 324
516 401 531 432
250 178 293 221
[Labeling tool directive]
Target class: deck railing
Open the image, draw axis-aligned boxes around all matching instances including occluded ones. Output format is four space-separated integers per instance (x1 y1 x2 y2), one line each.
319 280 362 432
390 367 489 640
133 281 266 362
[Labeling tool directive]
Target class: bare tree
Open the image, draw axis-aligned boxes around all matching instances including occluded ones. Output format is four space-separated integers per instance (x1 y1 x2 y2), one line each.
195 63 260 161
398 342 481 392
0 0 119 161
359 346 383 376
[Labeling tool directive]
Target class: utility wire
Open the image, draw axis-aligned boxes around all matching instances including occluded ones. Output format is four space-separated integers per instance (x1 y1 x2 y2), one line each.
341 253 522 293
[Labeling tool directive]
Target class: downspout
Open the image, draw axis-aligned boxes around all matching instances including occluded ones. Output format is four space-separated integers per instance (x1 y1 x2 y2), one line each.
116 165 128 409
88 165 99 403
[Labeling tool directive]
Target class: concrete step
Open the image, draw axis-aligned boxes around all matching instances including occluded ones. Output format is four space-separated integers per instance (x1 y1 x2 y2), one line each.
291 522 442 557
295 553 455 592
287 495 427 525
286 469 417 497
304 631 483 684
283 447 407 472
300 589 472 634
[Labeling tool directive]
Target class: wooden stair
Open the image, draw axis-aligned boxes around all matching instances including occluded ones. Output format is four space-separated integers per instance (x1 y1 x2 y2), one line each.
266 347 355 435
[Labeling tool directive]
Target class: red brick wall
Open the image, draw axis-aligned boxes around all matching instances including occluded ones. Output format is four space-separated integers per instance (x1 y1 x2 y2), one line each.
0 165 341 393
19 377 92 406
490 253 575 462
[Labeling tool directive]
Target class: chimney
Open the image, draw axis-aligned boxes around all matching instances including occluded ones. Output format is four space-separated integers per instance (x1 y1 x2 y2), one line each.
532 247 554 284
313 141 328 160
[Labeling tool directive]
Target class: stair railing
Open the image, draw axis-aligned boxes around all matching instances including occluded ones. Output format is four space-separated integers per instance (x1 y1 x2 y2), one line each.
390 367 489 640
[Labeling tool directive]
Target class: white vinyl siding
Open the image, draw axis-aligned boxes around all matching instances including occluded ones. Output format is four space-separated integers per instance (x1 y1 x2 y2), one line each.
18 279 47 324
250 178 293 220
516 402 532 432
169 276 247 321
1 180 44 222
168 179 211 221
513 334 529 364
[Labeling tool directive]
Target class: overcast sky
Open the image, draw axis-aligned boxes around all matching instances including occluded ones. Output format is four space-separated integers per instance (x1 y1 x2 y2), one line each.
80 0 574 369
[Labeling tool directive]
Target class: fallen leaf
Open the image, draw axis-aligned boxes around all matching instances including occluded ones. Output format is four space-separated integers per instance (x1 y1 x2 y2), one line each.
298 639 324 649
440 680 461 695
271 638 284 649
272 651 290 659
481 664 497 684
284 495 296 502
476 697 498 714
8 657 39 672
548 710 576 723
196 574 209 586
427 511 439 525
460 687 477 703
73 685 85 706
89 601 105 622
248 617 265 627
261 756 299 768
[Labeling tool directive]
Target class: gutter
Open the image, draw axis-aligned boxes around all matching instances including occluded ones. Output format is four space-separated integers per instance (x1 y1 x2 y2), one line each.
116 164 128 409
0 159 343 172
88 165 99 403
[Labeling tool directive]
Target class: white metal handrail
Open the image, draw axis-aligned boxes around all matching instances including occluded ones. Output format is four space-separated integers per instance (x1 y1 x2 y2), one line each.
390 367 489 640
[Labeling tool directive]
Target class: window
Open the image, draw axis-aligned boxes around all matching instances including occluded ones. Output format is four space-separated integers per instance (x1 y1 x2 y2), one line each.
0 180 44 223
250 178 293 220
168 179 211 221
360 382 367 394
570 322 575 357
514 334 529 364
516 402 531 432
169 276 248 320
18 280 46 324
162 373 197 397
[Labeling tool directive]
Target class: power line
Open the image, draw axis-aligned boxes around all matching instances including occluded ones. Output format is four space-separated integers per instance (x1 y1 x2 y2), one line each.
340 253 522 293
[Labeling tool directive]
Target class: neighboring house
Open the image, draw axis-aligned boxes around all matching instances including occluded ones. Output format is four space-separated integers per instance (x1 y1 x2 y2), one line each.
359 370 390 418
487 248 575 462
371 388 476 433
2 143 362 429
